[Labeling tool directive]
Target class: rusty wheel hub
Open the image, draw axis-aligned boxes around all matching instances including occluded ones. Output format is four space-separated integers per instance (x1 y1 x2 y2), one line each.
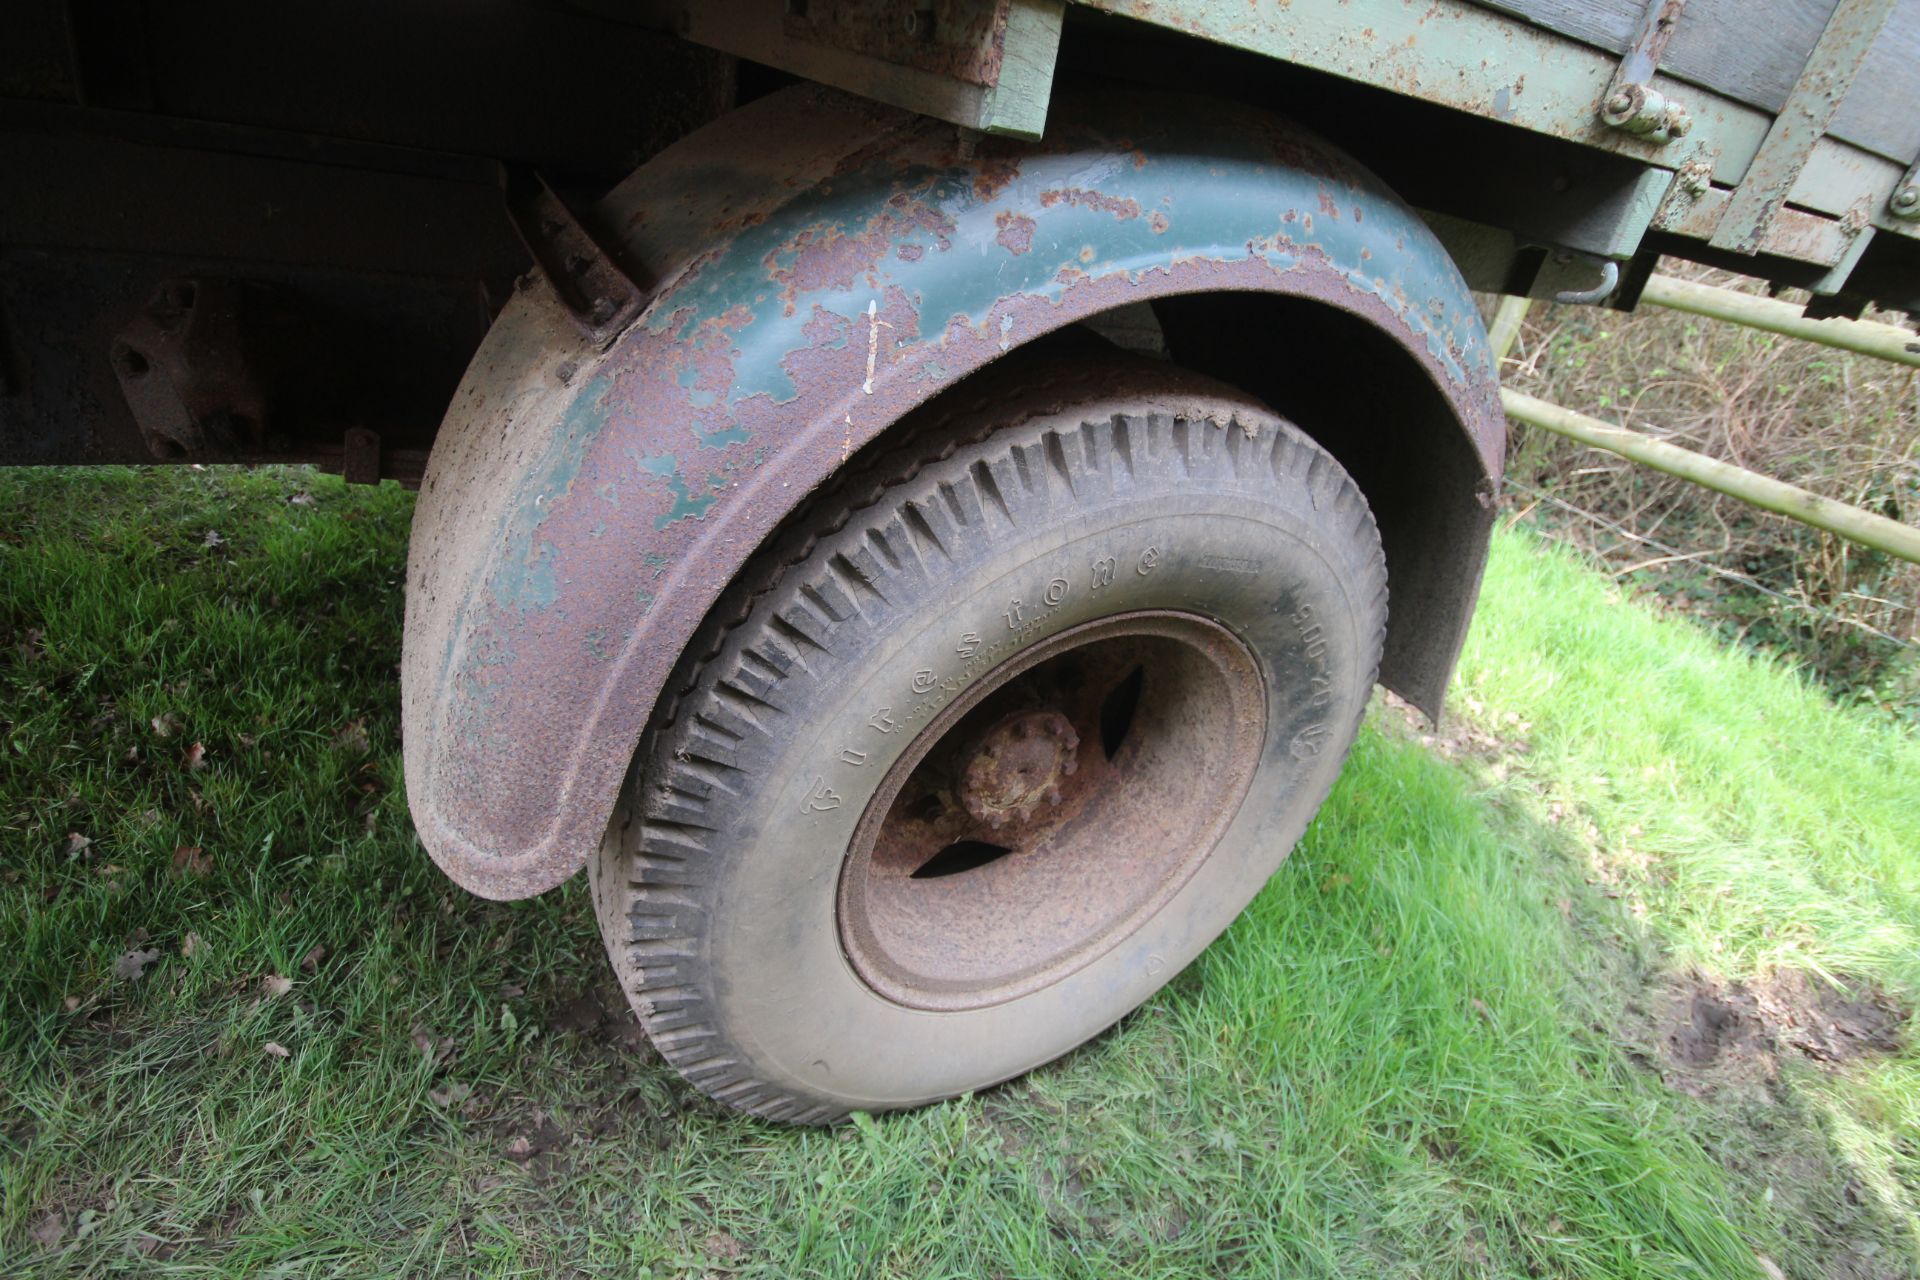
958 709 1080 828
837 611 1267 1012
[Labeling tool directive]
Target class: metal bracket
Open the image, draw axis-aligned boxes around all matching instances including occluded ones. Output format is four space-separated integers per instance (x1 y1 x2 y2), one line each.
1598 0 1691 144
504 169 646 349
342 426 382 486
1891 155 1920 221
110 277 272 460
1549 252 1621 305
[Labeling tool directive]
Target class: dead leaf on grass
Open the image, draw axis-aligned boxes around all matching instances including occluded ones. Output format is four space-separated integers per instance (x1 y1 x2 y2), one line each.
505 1136 533 1160
150 713 181 739
299 944 326 973
705 1231 747 1263
29 1212 65 1249
288 492 316 507
202 529 226 549
333 719 371 754
261 974 293 998
181 932 204 958
429 1081 473 1108
115 948 163 981
412 1025 460 1066
65 832 92 858
262 1041 290 1059
181 742 207 771
132 1232 176 1259
171 845 210 877
63 995 81 1012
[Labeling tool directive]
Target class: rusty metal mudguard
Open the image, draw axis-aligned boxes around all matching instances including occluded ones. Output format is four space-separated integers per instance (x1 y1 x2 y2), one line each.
402 85 1504 900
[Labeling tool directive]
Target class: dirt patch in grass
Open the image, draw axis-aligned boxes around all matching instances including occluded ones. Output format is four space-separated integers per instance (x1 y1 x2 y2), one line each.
1383 689 1532 763
1650 969 1907 1098
553 977 655 1059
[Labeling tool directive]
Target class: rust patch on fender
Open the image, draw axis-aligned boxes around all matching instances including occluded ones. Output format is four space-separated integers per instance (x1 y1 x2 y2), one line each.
1038 188 1143 220
994 210 1037 255
768 190 957 316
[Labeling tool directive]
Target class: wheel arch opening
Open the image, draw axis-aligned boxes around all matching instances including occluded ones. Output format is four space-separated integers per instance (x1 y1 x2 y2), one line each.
747 290 1495 722
797 290 1495 721
1150 291 1496 720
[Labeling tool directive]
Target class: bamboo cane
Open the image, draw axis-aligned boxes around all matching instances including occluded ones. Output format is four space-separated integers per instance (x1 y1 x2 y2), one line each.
1500 387 1920 565
1640 274 1920 368
1489 293 1533 363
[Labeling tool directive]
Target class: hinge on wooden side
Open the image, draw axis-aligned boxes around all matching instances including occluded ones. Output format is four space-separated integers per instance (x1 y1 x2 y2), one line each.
1890 156 1920 221
1597 0 1691 145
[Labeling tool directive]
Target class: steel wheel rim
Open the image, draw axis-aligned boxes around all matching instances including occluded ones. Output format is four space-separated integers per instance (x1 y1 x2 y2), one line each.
837 610 1268 1012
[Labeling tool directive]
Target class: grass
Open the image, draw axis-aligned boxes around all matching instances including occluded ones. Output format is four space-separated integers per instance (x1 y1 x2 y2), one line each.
2 464 1917 1277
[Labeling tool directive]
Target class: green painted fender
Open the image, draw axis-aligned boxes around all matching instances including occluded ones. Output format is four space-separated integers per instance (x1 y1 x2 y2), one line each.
401 84 1504 899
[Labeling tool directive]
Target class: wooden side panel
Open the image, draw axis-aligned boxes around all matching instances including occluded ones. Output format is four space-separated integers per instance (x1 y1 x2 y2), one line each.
1480 0 1920 163
1830 7 1920 168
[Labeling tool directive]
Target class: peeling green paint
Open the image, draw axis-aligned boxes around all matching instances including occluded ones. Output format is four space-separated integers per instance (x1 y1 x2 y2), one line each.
638 112 1486 419
697 424 752 449
486 374 617 618
633 450 721 528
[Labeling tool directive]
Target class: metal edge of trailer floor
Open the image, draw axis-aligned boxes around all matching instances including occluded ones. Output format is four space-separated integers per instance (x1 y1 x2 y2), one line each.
1063 0 1920 257
400 85 1505 900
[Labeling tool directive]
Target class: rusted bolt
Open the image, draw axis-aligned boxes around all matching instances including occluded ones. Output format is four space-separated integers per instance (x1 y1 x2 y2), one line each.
1600 83 1689 143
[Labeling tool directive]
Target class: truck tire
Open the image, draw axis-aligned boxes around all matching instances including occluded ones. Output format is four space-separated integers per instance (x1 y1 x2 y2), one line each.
589 350 1387 1123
